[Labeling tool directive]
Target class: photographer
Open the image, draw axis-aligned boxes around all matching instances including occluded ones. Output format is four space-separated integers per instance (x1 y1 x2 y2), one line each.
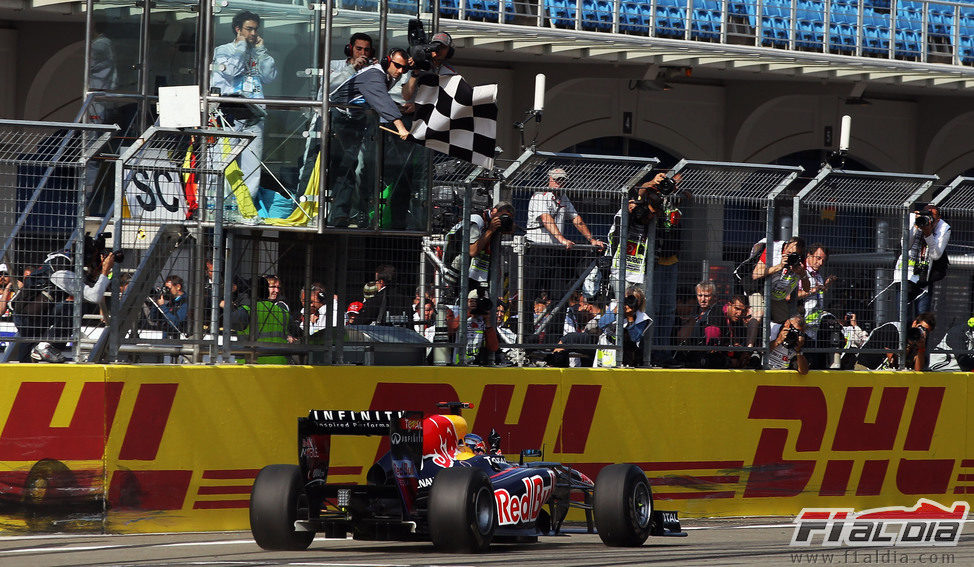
445 290 499 365
795 244 837 369
754 236 809 328
894 204 950 317
11 234 118 362
149 275 188 337
603 188 663 294
444 201 516 302
594 286 651 367
767 316 809 375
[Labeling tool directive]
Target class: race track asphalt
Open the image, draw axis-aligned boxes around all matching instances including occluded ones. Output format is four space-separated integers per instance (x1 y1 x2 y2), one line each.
1 518 972 567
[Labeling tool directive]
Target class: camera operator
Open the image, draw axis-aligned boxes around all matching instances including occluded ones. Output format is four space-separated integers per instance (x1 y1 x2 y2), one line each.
767 315 809 375
11 234 118 362
402 30 457 103
149 275 188 337
444 201 516 302
894 204 950 317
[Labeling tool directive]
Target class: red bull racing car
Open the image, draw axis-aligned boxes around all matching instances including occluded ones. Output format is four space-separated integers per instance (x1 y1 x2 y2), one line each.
249 403 686 552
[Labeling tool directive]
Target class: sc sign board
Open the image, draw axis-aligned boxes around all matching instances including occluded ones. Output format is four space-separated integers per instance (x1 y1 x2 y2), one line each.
124 152 189 221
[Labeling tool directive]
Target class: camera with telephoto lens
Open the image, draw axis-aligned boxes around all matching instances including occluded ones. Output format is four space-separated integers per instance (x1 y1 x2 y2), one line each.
151 286 174 302
782 326 801 349
915 210 935 228
499 213 514 233
624 294 639 309
656 176 678 196
84 232 124 272
786 252 802 269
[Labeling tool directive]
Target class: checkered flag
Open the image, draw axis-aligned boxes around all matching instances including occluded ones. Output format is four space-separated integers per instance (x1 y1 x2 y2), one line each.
409 74 497 169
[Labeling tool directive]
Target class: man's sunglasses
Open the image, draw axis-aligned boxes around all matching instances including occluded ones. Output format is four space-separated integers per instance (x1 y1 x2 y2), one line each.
391 61 410 70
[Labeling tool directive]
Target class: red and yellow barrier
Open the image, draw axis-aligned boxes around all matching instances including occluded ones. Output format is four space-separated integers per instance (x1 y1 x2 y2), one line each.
0 365 970 533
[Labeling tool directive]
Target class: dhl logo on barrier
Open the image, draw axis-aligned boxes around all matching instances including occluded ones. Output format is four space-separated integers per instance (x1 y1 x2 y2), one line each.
0 371 971 533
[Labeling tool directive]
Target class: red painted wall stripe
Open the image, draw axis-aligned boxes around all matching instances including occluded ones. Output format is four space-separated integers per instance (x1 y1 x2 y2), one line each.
197 485 252 495
108 470 192 510
118 383 179 460
655 491 736 500
193 500 250 509
202 469 260 479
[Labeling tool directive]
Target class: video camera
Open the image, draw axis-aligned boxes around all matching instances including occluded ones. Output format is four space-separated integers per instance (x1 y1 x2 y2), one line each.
430 182 491 233
407 19 435 72
915 210 935 228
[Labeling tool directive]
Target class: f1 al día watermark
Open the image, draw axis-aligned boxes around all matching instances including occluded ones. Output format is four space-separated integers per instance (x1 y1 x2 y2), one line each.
791 498 969 548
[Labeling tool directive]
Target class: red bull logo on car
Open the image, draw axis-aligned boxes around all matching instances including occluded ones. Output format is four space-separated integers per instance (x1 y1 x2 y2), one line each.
494 471 555 526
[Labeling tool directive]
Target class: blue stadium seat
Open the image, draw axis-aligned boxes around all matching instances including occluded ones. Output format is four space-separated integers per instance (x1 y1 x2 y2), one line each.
656 0 688 38
691 0 722 40
861 8 891 55
580 0 612 30
439 0 460 17
796 0 825 49
760 0 792 48
959 15 974 63
548 0 576 28
894 12 923 58
620 1 649 33
829 0 859 53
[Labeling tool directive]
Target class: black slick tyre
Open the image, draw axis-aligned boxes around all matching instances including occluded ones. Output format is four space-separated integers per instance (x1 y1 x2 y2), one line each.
428 466 496 552
593 463 653 547
249 464 315 551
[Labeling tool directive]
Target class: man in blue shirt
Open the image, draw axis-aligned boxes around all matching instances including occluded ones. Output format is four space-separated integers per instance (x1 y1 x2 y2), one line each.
211 10 278 205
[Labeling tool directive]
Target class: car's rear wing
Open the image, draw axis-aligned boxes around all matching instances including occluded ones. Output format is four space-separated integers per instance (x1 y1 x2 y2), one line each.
298 409 424 518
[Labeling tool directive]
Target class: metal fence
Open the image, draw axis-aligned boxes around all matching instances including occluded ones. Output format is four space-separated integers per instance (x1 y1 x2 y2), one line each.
792 165 937 370
651 159 802 369
0 120 117 362
926 175 974 370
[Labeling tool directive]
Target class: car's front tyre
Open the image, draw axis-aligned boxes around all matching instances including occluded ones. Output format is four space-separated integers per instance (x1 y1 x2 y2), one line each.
428 466 496 552
593 463 653 547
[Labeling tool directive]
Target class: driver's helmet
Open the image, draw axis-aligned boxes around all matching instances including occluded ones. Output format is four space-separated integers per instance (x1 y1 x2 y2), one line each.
463 433 486 455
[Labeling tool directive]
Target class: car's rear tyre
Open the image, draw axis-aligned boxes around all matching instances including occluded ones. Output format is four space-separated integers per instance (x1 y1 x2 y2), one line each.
250 464 315 551
593 463 653 547
428 466 496 553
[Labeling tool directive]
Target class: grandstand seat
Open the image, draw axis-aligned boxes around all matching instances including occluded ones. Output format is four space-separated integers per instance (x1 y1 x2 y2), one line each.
861 8 891 55
548 0 576 28
894 12 923 59
691 0 722 40
796 0 825 50
580 0 612 30
656 0 688 38
829 0 859 53
440 0 460 17
960 15 974 63
620 1 649 34
760 0 792 48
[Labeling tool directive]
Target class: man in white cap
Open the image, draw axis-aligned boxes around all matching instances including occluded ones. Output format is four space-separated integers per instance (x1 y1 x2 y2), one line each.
522 167 604 338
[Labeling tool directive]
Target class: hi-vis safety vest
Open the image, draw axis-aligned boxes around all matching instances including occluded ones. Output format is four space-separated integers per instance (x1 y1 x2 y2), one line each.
455 316 486 364
238 301 289 364
607 215 649 283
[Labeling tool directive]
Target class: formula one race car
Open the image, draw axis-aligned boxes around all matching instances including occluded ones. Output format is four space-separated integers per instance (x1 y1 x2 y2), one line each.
249 402 685 552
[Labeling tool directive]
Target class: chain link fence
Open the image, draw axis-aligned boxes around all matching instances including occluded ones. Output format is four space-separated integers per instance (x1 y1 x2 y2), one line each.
657 160 802 370
793 165 936 370
0 120 117 362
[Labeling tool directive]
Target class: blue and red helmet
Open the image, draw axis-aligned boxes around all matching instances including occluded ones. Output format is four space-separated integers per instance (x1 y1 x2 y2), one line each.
463 433 486 454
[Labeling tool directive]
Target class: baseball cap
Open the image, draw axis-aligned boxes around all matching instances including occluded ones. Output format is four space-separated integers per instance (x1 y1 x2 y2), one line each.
468 290 480 299
0 263 7 274
430 31 453 48
548 167 568 181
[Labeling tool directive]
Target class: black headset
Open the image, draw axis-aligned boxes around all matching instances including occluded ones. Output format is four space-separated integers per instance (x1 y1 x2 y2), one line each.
344 32 374 58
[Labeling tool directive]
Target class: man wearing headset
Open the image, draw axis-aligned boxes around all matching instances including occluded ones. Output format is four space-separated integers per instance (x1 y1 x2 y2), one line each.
331 32 374 88
401 31 457 104
328 47 411 227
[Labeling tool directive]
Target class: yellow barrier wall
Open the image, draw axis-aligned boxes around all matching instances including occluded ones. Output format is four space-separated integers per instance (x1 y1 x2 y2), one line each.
0 365 969 533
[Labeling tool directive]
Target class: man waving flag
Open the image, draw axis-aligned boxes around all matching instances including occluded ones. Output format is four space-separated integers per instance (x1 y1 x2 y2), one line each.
409 73 498 169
